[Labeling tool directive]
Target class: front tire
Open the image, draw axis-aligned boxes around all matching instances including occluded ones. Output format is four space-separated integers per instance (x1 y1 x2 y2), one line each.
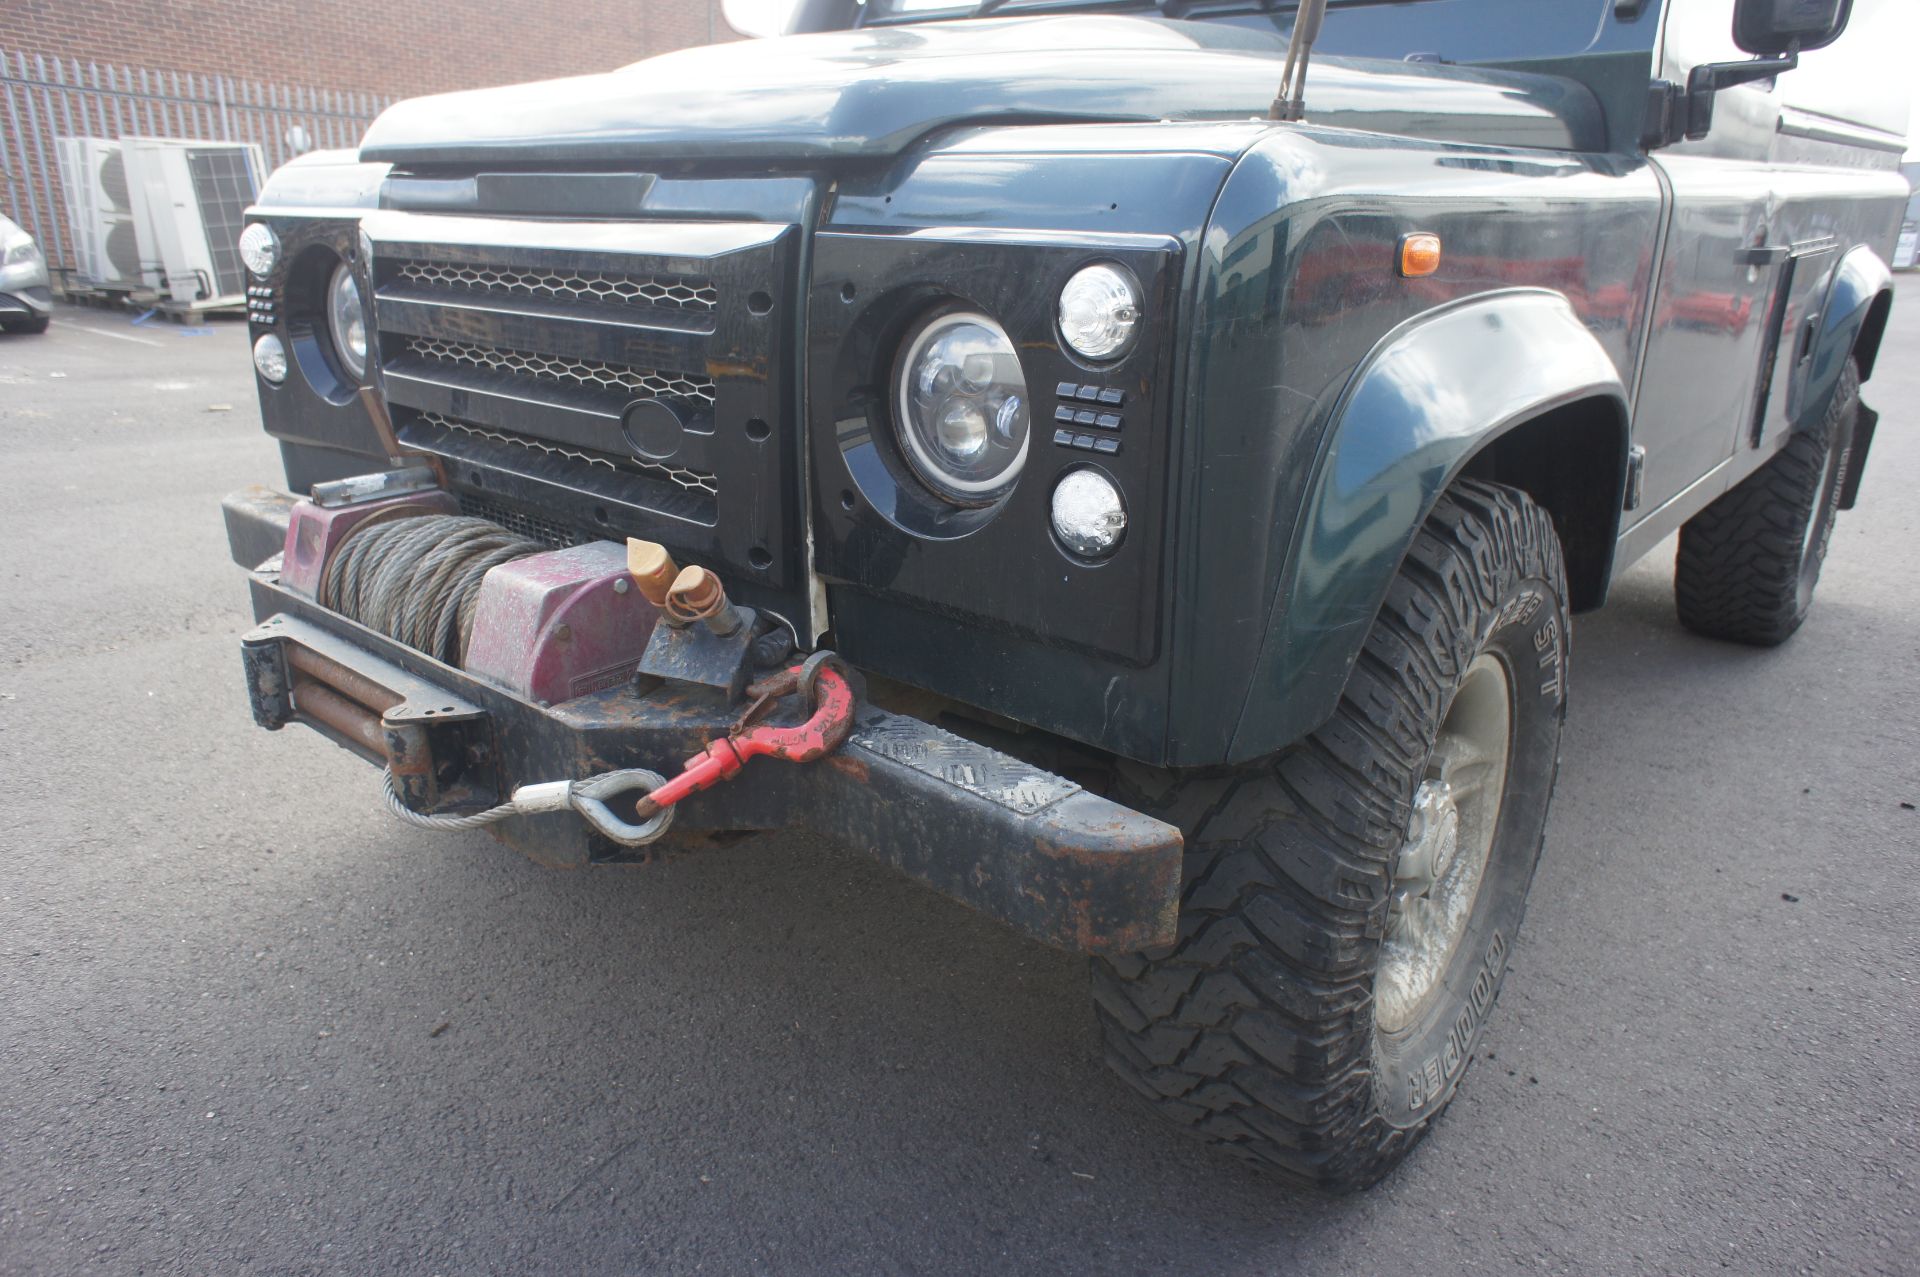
1674 360 1858 646
1092 480 1570 1191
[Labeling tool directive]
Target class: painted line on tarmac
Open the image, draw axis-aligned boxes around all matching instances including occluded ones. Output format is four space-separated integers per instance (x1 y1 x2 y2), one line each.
58 322 163 348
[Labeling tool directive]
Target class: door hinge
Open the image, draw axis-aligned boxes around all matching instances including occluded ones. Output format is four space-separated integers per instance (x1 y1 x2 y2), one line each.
1642 80 1687 150
1624 445 1647 511
1644 53 1796 151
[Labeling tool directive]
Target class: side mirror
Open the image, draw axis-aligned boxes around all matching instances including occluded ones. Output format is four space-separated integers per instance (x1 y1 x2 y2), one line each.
1732 0 1853 56
721 0 801 38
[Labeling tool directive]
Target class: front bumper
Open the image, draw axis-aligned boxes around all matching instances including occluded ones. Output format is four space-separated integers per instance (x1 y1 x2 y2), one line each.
224 488 1181 955
0 284 52 319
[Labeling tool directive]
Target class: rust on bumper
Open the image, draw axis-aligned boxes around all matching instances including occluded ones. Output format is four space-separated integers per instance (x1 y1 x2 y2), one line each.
236 565 1182 956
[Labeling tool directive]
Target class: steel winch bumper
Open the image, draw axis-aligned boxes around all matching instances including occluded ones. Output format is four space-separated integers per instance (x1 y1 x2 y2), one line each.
225 487 1181 956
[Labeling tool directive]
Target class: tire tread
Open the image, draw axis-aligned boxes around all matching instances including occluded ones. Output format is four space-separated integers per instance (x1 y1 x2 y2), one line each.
1092 479 1567 1191
1674 362 1856 646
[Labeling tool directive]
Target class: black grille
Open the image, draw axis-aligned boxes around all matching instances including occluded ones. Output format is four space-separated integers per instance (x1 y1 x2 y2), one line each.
456 493 589 549
364 209 802 613
394 259 717 311
423 411 717 495
407 336 717 408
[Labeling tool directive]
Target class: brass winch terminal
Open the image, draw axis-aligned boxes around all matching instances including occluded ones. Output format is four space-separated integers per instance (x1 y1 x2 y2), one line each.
625 538 680 610
665 564 746 637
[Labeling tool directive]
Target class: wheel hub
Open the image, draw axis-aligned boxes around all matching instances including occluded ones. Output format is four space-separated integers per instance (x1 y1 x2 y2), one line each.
1376 653 1513 1035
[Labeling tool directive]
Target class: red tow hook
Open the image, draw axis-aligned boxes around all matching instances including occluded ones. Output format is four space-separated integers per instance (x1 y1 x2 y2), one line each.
633 653 856 816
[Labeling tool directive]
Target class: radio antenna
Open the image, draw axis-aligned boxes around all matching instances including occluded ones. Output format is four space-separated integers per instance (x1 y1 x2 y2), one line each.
1269 0 1330 121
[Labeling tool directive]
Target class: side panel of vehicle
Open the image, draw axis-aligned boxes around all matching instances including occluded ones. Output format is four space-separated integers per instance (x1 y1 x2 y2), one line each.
1607 0 1906 569
1169 128 1663 765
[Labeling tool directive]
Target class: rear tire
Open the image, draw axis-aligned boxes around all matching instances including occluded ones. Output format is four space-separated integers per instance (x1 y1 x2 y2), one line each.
1091 480 1570 1192
1674 361 1858 646
2 314 50 334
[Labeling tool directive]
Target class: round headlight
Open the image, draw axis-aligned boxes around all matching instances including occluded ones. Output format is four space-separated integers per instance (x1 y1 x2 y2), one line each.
327 263 367 380
252 333 288 384
1051 468 1127 558
238 223 279 278
894 310 1030 505
1058 263 1141 361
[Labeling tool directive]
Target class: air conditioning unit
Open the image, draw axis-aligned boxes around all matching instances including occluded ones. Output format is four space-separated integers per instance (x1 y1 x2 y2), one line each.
56 137 144 289
118 138 265 307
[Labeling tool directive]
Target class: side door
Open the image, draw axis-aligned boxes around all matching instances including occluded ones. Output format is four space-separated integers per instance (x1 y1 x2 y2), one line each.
1626 151 1782 524
1626 0 1908 540
1624 0 1801 532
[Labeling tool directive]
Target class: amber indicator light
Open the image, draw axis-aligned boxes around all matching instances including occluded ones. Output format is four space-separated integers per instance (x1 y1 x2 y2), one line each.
1398 232 1442 278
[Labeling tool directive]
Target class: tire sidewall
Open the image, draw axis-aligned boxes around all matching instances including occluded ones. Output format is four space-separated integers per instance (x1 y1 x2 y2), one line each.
1373 572 1567 1129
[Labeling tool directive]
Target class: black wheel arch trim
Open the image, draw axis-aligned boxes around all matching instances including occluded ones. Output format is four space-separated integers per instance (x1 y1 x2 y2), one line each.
1227 287 1628 763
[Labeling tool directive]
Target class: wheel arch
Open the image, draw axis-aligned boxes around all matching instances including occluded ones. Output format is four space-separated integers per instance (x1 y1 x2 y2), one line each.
1802 245 1892 428
1227 288 1627 762
1456 393 1629 614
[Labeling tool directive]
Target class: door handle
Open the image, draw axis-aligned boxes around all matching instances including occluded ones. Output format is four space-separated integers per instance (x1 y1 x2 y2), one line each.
1736 245 1790 267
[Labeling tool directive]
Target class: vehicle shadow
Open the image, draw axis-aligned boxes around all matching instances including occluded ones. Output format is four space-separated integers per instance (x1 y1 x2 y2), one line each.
167 528 1897 1273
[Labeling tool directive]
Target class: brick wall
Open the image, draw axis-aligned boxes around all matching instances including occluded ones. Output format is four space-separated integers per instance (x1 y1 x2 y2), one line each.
1 0 736 100
2 0 740 279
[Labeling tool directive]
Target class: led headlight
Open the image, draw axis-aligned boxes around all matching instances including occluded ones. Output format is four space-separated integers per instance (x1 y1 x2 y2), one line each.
894 309 1031 505
327 263 367 380
1051 468 1127 558
238 223 279 277
252 332 288 384
1058 263 1140 361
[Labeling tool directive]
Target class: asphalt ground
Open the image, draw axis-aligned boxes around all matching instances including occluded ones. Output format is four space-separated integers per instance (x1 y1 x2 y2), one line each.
1 284 1916 1276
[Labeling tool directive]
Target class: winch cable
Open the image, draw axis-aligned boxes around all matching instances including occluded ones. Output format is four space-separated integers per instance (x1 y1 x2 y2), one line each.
320 514 546 666
308 511 680 847
380 766 678 846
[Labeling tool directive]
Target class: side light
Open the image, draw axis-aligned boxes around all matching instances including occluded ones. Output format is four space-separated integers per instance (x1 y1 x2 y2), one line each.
1051 468 1127 558
252 332 289 383
239 223 279 277
1058 263 1141 361
1398 232 1442 278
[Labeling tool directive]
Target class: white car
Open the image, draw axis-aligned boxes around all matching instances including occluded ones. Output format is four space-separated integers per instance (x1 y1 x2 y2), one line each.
0 214 51 334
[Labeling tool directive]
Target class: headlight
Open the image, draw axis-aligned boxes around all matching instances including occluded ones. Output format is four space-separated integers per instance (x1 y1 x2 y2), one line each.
1057 263 1140 361
327 263 367 380
252 333 289 384
3 235 41 268
238 223 279 277
894 309 1030 505
1051 468 1127 558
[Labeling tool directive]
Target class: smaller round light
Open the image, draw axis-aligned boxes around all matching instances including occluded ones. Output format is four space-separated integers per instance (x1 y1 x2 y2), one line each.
252 333 288 384
238 223 279 277
327 263 367 380
1058 263 1141 360
1051 469 1127 558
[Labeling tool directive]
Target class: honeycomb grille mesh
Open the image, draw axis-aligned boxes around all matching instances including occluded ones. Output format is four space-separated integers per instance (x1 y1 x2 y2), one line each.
407 337 717 407
395 259 718 311
421 411 718 496
455 493 588 549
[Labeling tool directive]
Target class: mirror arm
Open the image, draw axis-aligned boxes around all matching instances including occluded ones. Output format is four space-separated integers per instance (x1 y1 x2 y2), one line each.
1680 46 1798 142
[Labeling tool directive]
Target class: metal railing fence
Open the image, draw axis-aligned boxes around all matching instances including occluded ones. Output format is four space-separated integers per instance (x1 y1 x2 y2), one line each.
1 48 390 279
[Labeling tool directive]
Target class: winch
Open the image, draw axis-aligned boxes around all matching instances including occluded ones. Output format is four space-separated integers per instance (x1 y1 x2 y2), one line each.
253 469 849 850
227 476 1181 955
